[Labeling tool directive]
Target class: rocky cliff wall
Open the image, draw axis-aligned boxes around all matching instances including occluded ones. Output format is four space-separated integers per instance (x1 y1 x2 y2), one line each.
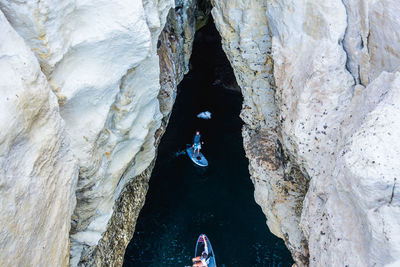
212 0 309 264
76 2 198 265
2 0 400 266
0 0 197 265
0 11 78 267
212 0 400 266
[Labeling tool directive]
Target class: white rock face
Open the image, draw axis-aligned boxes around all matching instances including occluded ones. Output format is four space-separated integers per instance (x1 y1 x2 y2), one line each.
213 0 400 266
367 1 400 79
301 72 400 266
341 0 400 84
268 3 354 263
0 0 187 265
0 11 78 267
212 0 309 264
2 0 399 265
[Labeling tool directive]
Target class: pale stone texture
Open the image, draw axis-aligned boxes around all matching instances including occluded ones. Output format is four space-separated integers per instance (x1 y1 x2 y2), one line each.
0 0 197 265
212 0 309 264
364 1 400 81
74 1 198 265
213 0 400 266
294 1 400 266
2 0 400 266
341 0 400 85
301 72 400 267
0 11 78 267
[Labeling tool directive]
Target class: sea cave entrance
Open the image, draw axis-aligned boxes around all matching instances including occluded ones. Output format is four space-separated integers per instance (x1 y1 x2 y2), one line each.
123 20 292 266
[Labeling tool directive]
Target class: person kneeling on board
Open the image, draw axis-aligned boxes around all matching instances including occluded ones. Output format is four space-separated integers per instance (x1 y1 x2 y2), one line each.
192 245 210 266
192 131 204 157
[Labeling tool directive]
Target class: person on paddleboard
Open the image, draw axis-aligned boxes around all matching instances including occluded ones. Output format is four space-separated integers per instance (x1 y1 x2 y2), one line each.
192 235 210 267
192 131 204 157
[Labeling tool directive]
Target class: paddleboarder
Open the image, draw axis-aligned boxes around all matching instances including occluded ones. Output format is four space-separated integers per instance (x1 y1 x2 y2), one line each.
192 235 210 267
186 132 208 167
192 131 204 157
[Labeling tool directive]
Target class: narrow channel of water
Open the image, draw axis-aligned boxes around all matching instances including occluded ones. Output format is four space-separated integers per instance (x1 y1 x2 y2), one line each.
123 21 293 267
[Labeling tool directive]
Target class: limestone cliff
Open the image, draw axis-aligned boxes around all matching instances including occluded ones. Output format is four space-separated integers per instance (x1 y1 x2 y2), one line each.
1 0 400 266
0 0 196 266
0 11 77 267
212 0 400 266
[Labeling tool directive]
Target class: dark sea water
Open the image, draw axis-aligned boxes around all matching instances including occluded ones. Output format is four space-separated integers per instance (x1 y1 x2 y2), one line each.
123 21 293 267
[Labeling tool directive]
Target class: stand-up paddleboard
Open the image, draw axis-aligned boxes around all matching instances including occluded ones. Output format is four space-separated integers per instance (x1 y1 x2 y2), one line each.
186 147 208 167
194 234 217 267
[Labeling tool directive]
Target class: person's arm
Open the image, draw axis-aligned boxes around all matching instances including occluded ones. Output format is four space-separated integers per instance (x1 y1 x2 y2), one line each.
204 237 208 254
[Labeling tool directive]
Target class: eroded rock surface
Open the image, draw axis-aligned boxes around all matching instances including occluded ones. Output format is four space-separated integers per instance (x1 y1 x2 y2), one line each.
212 0 400 266
1 0 399 266
74 1 198 265
212 0 309 264
0 0 196 265
0 11 78 267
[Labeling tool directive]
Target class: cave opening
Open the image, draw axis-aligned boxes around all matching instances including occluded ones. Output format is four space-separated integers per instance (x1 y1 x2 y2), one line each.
123 19 292 266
